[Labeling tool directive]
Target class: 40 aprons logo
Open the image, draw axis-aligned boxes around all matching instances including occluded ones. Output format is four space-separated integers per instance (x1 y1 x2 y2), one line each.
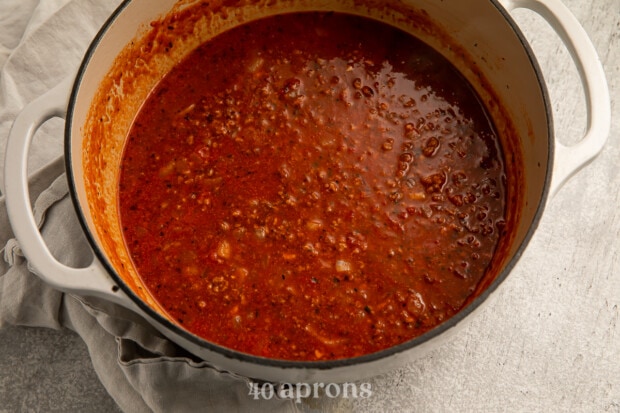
248 381 373 403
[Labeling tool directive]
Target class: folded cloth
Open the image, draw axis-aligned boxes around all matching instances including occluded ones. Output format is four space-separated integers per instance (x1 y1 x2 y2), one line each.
0 157 300 412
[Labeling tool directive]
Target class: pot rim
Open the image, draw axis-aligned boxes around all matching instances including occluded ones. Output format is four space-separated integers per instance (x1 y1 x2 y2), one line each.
64 0 553 371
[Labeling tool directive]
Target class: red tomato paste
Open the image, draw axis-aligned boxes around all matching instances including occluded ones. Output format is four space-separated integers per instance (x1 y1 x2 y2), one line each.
119 12 507 360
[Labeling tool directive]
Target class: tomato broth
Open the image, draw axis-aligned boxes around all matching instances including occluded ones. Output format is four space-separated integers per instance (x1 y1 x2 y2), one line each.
119 12 508 360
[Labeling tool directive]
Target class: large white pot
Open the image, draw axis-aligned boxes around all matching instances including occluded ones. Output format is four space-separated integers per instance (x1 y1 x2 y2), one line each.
4 0 610 383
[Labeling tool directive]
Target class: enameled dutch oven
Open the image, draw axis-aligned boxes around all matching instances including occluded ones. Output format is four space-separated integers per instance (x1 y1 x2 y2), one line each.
4 0 610 383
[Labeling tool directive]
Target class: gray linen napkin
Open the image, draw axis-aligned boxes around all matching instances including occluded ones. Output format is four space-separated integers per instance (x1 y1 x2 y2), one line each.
0 157 299 412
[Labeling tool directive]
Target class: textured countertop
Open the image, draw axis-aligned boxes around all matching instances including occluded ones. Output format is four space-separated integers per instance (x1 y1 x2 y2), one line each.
1 0 618 411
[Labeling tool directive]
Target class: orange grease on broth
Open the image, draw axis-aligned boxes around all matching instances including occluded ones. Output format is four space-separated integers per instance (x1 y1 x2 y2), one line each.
118 12 511 361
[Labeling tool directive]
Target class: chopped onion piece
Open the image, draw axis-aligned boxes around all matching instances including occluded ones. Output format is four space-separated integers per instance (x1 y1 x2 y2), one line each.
217 240 231 259
335 259 352 272
306 218 323 231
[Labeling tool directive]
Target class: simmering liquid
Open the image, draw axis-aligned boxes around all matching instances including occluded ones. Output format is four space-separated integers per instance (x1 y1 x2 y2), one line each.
119 12 507 360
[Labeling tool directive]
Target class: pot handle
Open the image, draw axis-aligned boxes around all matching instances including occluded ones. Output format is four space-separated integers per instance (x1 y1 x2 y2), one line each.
499 0 611 197
3 76 135 309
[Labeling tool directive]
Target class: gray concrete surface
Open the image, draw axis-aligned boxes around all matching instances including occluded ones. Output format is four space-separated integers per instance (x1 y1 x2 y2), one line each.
1 0 619 412
0 326 121 412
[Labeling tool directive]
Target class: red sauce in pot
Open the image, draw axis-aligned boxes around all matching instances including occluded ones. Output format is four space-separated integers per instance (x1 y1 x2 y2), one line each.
119 12 507 361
